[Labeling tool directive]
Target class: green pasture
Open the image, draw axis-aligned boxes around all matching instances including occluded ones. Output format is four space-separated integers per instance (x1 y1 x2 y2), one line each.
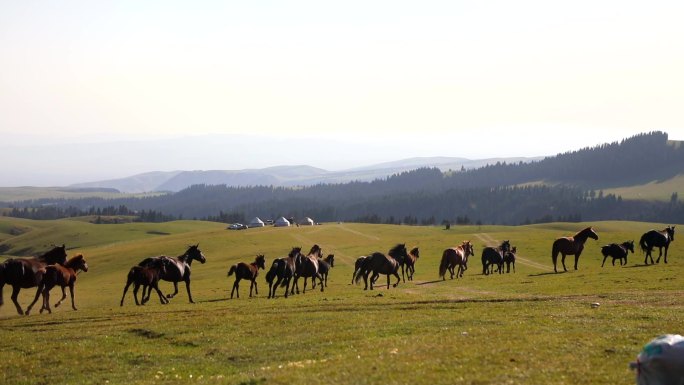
0 218 682 385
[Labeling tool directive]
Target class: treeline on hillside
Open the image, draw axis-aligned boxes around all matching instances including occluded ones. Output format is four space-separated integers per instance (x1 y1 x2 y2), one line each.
2 132 683 225
3 205 175 223
4 183 683 225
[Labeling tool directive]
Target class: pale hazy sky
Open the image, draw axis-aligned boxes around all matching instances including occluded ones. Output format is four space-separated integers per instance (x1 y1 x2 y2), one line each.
1 1 684 182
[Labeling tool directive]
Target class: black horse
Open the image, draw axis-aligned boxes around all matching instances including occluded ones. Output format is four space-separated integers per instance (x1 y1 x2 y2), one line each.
313 254 334 288
601 241 634 267
481 240 510 275
138 244 206 303
264 247 298 299
639 226 675 264
503 246 517 273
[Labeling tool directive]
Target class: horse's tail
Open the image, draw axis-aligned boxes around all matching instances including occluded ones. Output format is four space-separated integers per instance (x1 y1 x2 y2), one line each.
354 257 370 284
438 250 448 278
265 260 278 284
227 265 237 277
639 234 649 253
0 261 6 306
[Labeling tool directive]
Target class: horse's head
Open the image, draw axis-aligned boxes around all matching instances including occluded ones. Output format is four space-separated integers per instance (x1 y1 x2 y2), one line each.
67 254 89 273
501 240 510 253
510 246 517 254
587 227 599 240
410 247 420 259
625 241 635 253
42 244 68 265
187 244 206 264
255 254 266 270
667 226 675 241
308 244 322 258
288 247 302 259
326 254 335 267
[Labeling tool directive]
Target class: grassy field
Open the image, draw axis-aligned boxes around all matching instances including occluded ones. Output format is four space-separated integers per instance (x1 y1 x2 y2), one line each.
0 217 682 384
602 174 684 201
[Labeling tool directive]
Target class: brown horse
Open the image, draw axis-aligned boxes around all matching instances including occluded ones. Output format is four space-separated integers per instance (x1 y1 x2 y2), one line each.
404 247 420 281
503 246 517 273
26 254 88 315
121 258 169 306
292 244 324 294
265 247 299 299
227 254 266 298
439 241 474 280
137 244 206 303
313 254 334 288
354 244 409 290
0 244 68 315
551 227 599 273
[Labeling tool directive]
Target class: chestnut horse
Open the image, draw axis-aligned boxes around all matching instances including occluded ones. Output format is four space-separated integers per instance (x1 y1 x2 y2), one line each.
439 241 474 280
121 257 169 306
0 244 68 315
601 241 634 267
354 244 409 290
26 254 89 315
227 254 266 298
551 227 599 273
639 226 675 264
137 244 206 303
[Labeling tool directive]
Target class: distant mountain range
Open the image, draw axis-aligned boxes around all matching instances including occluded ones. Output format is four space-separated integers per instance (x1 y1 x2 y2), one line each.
69 156 543 193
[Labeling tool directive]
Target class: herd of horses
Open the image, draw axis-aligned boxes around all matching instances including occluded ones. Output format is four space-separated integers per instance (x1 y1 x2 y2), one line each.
0 225 675 315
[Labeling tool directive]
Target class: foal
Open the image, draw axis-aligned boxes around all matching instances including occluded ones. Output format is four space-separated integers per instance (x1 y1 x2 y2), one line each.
227 254 266 298
313 254 335 288
26 254 89 315
120 258 168 306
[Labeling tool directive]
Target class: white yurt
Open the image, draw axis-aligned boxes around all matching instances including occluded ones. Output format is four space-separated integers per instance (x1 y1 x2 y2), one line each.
249 217 265 228
274 216 291 227
299 217 315 226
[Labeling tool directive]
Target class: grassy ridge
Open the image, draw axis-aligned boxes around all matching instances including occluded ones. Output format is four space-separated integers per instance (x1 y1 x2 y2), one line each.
1 218 682 385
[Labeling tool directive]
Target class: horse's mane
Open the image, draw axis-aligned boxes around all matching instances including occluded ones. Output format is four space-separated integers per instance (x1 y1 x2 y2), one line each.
410 247 419 255
37 244 66 261
65 254 84 267
575 227 594 238
308 244 321 256
388 244 406 256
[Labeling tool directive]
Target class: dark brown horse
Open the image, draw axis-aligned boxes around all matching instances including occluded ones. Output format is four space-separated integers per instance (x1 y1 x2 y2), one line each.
313 254 334 288
354 244 409 290
265 247 299 298
503 246 516 273
551 227 598 273
26 254 88 315
138 244 206 303
439 241 474 280
351 256 367 284
292 245 324 294
0 244 68 315
639 226 675 264
404 247 420 281
121 258 168 306
481 240 510 275
227 254 266 298
601 241 634 267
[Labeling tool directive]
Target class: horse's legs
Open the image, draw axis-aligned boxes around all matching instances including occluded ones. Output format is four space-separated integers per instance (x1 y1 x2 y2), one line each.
393 272 400 288
573 253 581 270
601 255 608 267
552 249 559 273
153 283 168 304
68 283 77 310
512 261 515 273
664 245 669 264
253 278 258 296
370 272 379 290
184 279 194 303
133 284 141 305
10 285 24 315
231 278 239 299
26 285 44 315
167 282 179 299
401 265 406 283
120 280 133 306
55 286 68 308
560 253 568 272
42 287 52 314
